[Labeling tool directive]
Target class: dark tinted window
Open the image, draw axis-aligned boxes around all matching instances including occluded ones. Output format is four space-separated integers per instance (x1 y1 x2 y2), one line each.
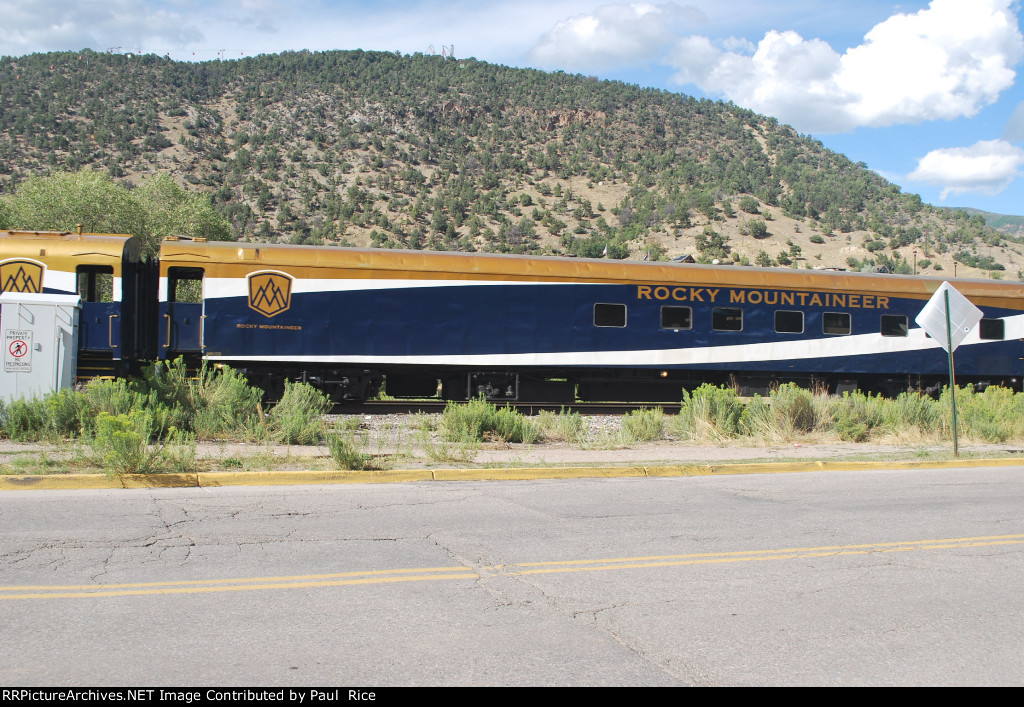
712 307 743 331
594 303 626 328
881 314 908 337
823 312 851 335
76 265 114 303
660 306 692 330
979 318 1005 340
167 267 204 303
775 310 804 334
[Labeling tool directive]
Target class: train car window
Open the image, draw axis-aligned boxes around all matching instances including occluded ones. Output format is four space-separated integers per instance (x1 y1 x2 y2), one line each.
168 267 204 303
660 306 692 330
979 318 1005 340
774 310 804 334
712 307 743 331
822 312 851 335
594 303 626 328
880 314 908 337
76 265 114 303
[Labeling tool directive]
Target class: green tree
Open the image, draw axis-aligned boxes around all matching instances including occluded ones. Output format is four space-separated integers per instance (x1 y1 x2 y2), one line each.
3 170 146 245
739 195 760 214
748 219 768 239
695 225 730 260
135 174 233 251
1 171 231 257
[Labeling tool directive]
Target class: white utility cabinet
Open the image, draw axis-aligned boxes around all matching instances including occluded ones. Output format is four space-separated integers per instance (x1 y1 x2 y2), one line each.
0 292 81 402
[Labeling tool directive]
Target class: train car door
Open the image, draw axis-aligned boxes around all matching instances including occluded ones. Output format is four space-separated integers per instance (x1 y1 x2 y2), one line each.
159 267 205 357
76 265 121 355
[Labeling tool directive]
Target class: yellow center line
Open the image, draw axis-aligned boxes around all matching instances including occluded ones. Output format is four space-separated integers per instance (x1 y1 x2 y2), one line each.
502 533 1024 569
0 566 473 592
1 573 481 600
2 534 1020 601
509 539 1024 576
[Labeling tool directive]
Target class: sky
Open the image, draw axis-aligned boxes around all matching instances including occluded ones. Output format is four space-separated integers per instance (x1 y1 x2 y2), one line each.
3 0 1024 216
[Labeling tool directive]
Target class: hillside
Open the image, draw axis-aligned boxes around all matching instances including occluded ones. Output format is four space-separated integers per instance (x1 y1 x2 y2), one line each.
946 207 1024 239
1 48 1022 279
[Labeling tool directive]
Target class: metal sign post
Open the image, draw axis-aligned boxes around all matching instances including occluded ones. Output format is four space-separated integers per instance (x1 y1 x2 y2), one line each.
944 289 959 457
915 282 983 458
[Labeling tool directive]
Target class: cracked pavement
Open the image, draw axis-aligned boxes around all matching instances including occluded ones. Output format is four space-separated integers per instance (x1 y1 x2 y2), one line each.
2 466 1023 685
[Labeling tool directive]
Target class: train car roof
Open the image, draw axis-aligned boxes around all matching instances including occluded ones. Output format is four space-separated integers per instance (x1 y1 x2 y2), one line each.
0 230 140 265
158 238 1024 306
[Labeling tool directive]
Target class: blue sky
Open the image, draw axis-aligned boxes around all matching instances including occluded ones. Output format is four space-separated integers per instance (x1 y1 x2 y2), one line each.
3 1 1024 216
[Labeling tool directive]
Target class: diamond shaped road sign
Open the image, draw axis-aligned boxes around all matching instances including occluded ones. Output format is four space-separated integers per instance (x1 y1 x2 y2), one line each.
914 281 984 353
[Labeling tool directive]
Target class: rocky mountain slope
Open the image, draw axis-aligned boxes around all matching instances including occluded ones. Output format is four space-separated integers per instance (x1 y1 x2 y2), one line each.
1 49 1021 279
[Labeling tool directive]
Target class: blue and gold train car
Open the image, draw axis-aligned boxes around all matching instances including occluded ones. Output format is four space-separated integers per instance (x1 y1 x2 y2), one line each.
4 230 1020 399
0 230 154 378
156 238 1024 400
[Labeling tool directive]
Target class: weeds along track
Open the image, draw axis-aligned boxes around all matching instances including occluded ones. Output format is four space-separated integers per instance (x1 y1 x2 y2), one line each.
346 401 684 415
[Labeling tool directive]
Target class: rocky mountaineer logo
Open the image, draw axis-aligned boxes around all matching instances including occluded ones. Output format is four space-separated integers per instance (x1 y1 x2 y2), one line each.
0 259 44 293
247 271 293 317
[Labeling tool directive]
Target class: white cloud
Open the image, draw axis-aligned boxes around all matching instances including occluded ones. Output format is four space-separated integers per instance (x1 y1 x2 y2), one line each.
668 0 1024 134
907 139 1024 199
719 36 754 54
0 0 203 55
0 1 576 66
671 30 851 132
529 2 706 72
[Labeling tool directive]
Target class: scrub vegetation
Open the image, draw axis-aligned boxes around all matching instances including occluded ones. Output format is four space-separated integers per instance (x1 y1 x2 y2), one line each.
0 359 332 475
440 397 540 444
2 368 1024 475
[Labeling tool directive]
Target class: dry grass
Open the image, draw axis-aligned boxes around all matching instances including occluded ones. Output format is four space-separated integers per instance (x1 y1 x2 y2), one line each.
5 384 1024 475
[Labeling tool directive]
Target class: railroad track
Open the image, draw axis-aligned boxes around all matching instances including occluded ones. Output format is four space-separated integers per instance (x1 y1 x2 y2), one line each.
337 400 683 415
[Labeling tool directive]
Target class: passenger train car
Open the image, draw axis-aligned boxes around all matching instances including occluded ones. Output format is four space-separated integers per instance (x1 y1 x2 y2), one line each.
0 229 156 378
3 229 1023 400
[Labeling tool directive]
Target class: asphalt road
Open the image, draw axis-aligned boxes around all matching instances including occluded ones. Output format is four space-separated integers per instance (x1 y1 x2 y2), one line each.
2 465 1023 686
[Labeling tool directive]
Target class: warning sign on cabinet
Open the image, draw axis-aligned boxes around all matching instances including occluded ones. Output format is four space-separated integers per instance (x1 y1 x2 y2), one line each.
5 329 32 373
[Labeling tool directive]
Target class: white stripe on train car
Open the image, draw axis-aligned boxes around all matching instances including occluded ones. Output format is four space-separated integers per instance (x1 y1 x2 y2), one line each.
42 269 77 295
202 277 573 298
206 314 1024 366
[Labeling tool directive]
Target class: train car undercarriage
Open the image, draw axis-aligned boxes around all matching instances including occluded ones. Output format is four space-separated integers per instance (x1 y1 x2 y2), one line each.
224 362 1019 404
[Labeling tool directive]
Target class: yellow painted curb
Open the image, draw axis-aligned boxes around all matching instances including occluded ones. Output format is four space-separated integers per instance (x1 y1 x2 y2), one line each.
0 473 200 490
0 474 120 490
196 469 434 486
431 466 650 481
1 457 1020 490
647 458 1024 476
121 473 200 488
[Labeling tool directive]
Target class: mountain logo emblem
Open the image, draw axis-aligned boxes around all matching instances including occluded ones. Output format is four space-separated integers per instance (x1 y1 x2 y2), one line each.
0 259 44 293
248 271 293 317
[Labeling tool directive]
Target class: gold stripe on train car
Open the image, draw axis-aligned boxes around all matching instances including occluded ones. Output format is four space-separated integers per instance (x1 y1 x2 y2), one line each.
0 231 137 277
158 240 1024 312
